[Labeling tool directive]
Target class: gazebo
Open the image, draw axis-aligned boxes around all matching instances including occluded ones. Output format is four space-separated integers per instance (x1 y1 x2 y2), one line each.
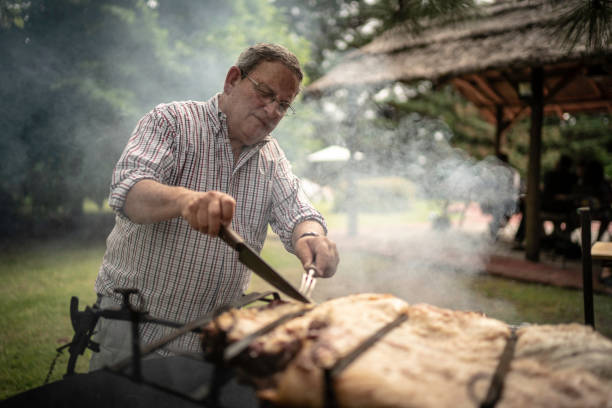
305 0 612 261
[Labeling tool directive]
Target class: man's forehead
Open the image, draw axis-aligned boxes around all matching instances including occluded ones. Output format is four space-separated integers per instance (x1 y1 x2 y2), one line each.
249 61 300 95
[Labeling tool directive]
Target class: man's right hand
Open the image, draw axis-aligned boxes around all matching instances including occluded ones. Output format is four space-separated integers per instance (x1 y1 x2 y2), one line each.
180 190 236 236
123 180 235 236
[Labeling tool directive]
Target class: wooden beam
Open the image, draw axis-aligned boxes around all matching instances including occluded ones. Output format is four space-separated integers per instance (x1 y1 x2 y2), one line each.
499 72 522 101
452 78 495 107
475 99 612 111
543 67 583 104
487 98 611 131
469 74 505 105
504 104 530 132
548 100 612 111
478 107 498 124
525 67 544 262
494 105 504 155
584 75 603 99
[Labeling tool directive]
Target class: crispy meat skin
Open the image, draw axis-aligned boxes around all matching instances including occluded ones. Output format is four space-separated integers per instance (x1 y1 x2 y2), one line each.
201 293 612 408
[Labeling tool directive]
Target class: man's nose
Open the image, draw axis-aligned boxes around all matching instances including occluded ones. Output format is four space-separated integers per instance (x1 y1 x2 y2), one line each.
263 100 283 118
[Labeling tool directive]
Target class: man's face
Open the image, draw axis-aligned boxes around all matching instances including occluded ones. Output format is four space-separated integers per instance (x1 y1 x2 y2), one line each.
222 61 300 149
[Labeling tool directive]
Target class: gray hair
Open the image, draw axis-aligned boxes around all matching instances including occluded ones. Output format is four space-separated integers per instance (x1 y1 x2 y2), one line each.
236 43 303 83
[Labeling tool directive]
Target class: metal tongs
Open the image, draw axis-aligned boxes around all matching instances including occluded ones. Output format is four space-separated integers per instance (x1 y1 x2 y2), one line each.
299 268 317 298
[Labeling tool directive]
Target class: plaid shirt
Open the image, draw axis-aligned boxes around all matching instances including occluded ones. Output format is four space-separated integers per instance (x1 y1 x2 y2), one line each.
95 95 325 353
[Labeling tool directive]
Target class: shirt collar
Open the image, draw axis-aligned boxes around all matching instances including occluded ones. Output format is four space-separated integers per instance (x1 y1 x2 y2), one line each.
208 93 224 138
211 93 272 148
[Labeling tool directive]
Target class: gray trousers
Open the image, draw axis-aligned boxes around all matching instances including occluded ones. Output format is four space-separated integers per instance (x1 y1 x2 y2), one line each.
88 295 162 372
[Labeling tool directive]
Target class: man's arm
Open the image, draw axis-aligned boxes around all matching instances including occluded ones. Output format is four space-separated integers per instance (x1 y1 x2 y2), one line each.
292 219 339 278
123 179 236 236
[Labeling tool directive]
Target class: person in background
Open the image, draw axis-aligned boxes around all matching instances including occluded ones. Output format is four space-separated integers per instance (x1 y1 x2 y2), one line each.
542 155 578 214
89 43 339 370
481 152 521 240
574 159 612 216
513 154 577 247
574 159 612 285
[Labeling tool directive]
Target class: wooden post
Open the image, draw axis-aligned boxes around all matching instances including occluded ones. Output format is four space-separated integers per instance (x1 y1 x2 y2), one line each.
494 105 503 156
525 67 544 262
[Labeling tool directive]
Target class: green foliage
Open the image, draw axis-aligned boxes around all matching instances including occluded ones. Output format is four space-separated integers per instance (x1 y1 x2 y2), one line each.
279 0 612 187
551 0 612 52
277 0 477 80
389 85 495 158
1 0 177 231
0 0 312 237
471 275 612 339
503 113 612 179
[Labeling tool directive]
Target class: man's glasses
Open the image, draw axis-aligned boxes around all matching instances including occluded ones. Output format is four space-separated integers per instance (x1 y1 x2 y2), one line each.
244 75 296 116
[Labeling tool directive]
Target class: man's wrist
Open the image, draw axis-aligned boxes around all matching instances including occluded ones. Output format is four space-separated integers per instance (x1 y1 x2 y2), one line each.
297 231 321 241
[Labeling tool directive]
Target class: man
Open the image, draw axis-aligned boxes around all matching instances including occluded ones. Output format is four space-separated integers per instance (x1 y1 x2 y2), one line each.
89 43 339 370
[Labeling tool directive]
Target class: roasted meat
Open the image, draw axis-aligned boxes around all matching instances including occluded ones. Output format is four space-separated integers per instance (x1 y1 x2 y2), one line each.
200 293 612 408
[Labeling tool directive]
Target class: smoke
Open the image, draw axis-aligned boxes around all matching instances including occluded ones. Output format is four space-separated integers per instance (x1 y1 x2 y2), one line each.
4 1 520 314
281 83 520 315
0 1 262 232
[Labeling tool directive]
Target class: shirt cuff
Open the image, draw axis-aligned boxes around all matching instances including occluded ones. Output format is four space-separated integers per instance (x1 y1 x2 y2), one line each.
108 174 159 219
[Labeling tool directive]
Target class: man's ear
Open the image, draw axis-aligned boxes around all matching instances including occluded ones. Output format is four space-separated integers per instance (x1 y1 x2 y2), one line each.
223 66 242 94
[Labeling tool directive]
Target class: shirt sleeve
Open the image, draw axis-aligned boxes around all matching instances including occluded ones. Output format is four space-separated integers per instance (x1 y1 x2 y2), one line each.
268 146 327 254
108 105 177 217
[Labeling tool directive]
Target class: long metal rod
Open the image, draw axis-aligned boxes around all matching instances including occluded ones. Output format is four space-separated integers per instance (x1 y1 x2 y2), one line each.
328 313 408 378
130 306 142 381
479 328 518 408
109 291 279 373
323 313 409 408
223 307 311 361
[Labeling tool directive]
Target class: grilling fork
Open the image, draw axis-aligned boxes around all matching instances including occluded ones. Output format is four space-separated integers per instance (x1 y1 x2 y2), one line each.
299 268 317 297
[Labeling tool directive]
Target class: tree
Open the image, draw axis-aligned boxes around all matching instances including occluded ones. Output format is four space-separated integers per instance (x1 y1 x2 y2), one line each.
0 0 312 237
277 0 612 180
278 0 477 80
1 0 178 233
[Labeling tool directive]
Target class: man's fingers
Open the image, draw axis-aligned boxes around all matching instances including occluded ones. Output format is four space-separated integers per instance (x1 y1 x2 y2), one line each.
207 199 222 236
297 236 339 278
181 191 236 235
196 201 210 234
220 196 236 225
316 240 338 278
322 241 340 277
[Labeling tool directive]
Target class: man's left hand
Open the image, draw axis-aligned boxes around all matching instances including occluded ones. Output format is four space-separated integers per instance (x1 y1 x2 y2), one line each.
294 234 339 278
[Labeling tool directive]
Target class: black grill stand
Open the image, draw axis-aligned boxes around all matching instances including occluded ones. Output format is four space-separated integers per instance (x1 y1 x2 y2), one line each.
48 290 279 407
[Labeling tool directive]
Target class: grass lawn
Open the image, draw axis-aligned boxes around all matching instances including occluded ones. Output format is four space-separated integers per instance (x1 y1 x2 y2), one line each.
0 239 101 400
2 216 611 399
470 275 612 337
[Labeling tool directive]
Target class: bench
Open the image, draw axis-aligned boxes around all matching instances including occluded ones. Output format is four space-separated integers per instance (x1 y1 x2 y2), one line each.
591 241 612 263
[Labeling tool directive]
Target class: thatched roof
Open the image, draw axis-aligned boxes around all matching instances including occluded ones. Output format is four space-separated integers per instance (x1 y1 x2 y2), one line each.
306 0 612 123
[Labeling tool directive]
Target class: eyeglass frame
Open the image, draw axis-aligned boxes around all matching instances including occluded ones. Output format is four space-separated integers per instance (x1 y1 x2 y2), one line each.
243 74 296 116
